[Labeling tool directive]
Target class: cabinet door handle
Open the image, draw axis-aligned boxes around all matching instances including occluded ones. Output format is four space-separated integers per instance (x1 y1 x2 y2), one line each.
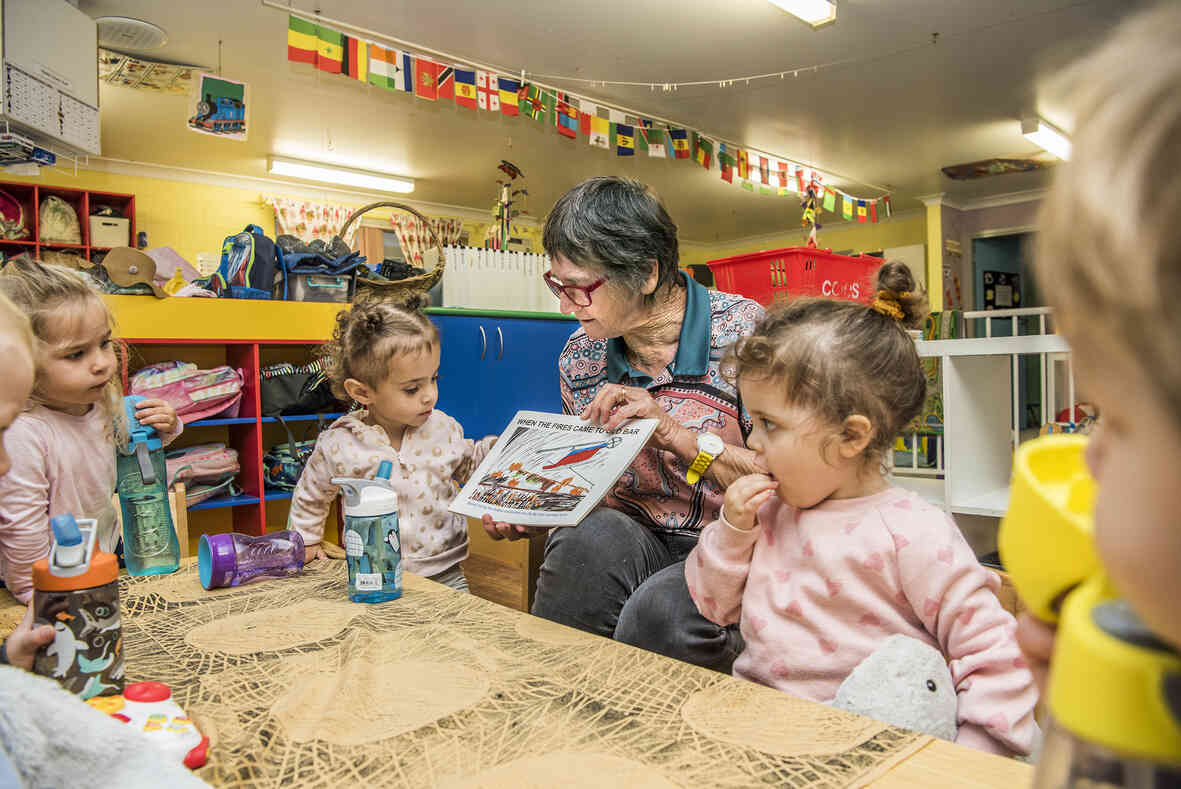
479 326 487 360
496 327 504 360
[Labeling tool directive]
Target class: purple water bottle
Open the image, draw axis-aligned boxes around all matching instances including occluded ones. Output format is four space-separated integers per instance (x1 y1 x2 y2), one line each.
197 531 306 590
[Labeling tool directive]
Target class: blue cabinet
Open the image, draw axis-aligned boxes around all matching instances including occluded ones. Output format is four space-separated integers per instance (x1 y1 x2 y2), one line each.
432 314 578 439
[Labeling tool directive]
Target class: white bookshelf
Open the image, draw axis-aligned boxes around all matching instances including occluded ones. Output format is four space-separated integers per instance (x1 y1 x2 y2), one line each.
892 328 1072 518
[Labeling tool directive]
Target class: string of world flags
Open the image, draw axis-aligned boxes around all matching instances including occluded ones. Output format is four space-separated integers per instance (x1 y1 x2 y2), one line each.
286 14 892 223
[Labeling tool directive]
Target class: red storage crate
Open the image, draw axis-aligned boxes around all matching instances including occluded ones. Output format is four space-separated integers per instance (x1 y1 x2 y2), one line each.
706 247 883 307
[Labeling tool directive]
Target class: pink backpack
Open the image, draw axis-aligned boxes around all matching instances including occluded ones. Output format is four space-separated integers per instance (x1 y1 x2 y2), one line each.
166 443 241 506
130 361 244 423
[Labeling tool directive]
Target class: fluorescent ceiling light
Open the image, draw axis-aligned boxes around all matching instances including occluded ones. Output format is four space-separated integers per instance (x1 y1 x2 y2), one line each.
268 157 414 193
768 0 836 27
1021 118 1071 161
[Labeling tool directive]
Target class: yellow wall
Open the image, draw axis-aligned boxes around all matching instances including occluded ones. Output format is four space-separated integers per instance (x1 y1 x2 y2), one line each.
680 212 926 269
0 167 535 265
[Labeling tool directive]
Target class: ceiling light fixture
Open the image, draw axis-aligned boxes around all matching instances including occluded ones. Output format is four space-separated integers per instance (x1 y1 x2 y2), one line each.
767 0 836 28
1021 117 1071 161
268 157 415 193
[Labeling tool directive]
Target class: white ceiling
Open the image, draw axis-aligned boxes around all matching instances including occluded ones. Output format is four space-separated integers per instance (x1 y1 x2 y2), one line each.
78 0 1146 242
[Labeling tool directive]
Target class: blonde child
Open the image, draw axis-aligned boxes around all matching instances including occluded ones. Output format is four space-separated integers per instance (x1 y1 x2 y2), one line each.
1016 2 1181 712
686 261 1038 757
288 298 493 592
0 257 181 603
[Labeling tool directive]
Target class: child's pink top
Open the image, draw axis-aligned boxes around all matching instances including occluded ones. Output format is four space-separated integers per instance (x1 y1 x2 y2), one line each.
287 410 492 578
0 403 183 603
685 485 1038 757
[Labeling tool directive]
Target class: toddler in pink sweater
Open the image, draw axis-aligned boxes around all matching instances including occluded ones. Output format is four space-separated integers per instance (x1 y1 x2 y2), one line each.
288 298 492 591
0 258 181 602
686 261 1038 757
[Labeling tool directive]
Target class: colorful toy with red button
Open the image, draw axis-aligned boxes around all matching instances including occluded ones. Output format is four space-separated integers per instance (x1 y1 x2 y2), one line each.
85 681 209 769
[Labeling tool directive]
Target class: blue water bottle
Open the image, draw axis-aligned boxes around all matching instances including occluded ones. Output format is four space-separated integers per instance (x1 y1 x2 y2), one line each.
116 395 180 576
333 461 401 603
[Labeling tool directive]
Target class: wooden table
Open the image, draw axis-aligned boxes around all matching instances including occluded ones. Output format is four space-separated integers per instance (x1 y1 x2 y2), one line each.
3 562 1031 788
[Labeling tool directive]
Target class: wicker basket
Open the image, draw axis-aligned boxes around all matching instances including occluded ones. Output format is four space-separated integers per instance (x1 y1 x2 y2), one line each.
338 201 445 306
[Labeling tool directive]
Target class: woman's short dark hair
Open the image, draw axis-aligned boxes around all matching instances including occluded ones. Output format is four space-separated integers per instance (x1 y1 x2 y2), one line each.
542 176 683 305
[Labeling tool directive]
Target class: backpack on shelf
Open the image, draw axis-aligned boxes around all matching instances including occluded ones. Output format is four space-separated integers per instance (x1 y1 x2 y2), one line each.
206 224 287 300
130 361 245 424
259 358 345 417
166 443 242 506
263 438 317 490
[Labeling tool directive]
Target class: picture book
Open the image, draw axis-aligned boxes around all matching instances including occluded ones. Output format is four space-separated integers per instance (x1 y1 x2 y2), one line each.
449 410 658 527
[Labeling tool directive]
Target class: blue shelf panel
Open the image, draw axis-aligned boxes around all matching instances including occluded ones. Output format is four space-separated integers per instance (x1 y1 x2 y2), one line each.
188 493 261 511
188 416 257 427
263 490 294 501
260 413 345 424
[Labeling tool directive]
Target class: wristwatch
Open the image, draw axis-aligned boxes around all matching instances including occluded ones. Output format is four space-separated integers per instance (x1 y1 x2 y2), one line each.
686 433 725 485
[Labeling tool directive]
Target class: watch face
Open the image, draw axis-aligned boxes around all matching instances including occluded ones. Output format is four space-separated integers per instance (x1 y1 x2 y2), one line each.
698 433 724 455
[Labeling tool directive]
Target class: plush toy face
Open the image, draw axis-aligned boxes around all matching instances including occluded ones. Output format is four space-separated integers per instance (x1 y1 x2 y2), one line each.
830 634 958 742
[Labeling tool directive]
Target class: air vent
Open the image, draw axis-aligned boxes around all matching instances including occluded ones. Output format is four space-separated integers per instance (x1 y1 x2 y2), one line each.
96 17 168 50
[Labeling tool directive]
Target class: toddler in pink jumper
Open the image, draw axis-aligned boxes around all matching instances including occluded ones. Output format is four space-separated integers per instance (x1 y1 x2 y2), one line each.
0 257 181 602
686 261 1038 757
288 297 493 591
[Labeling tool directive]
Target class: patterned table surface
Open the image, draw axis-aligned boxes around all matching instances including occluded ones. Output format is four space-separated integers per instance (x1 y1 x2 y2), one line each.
4 561 1032 788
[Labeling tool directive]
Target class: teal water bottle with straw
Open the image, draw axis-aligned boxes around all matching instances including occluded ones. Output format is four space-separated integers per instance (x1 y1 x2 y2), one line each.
117 395 180 576
333 461 401 603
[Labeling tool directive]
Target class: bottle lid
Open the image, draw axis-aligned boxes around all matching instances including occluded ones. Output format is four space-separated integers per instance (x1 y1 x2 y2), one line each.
198 533 239 590
33 547 117 591
50 514 85 568
122 394 163 453
331 475 399 518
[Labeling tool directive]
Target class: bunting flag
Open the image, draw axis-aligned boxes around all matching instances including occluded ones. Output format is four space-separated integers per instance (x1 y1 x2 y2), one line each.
588 116 610 148
719 146 734 183
341 36 368 81
436 66 454 100
644 125 666 157
415 57 439 100
287 16 317 64
477 71 499 111
668 127 690 158
635 120 649 154
616 123 635 156
522 84 545 120
316 26 344 73
498 77 520 115
367 46 410 92
693 133 713 169
282 19 893 212
556 93 579 138
454 68 477 109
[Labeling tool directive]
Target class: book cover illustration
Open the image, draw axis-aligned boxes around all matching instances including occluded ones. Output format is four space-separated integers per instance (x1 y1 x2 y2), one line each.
449 410 657 527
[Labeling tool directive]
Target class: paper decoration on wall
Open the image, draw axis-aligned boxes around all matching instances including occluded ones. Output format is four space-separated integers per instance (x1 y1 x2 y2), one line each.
187 73 247 141
99 49 201 94
281 13 892 215
982 270 1021 310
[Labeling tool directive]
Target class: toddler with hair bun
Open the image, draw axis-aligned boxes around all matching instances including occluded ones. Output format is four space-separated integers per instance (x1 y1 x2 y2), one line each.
686 261 1039 757
287 295 494 592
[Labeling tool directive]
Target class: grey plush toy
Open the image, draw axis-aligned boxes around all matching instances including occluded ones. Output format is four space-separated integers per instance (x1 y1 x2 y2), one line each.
830 634 958 742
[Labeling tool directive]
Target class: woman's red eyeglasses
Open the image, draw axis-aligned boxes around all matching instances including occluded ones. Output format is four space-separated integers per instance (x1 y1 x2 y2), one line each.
542 270 606 307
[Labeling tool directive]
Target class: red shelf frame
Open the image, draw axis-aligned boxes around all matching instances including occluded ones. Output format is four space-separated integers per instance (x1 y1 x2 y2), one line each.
0 181 135 261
